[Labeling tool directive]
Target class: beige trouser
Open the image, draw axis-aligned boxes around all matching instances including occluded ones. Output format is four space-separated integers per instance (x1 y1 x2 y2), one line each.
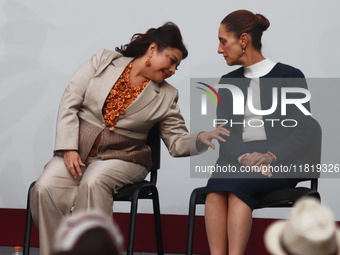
30 156 149 255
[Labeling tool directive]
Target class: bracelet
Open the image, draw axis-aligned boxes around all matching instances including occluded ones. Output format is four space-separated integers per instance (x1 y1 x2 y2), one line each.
238 153 249 165
266 152 276 163
196 131 206 141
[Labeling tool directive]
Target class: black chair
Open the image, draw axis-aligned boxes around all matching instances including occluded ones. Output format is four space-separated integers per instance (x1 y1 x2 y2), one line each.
23 124 164 255
23 181 36 255
186 118 322 255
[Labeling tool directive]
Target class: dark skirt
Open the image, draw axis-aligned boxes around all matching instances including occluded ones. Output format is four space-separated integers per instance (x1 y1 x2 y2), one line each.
203 177 299 210
203 140 301 210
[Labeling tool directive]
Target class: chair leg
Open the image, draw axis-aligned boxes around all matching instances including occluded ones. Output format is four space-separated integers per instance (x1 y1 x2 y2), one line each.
126 190 140 255
126 185 164 255
186 189 198 255
150 186 164 255
23 181 35 255
23 207 32 255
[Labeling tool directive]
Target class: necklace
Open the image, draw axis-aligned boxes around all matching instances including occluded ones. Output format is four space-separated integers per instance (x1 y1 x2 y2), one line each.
103 62 150 131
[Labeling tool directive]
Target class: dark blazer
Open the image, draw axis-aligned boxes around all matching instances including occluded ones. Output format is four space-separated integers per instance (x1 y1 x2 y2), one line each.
216 63 312 177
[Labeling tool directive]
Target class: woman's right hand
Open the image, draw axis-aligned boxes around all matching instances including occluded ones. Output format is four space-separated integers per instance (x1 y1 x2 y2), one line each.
63 150 86 179
197 124 230 150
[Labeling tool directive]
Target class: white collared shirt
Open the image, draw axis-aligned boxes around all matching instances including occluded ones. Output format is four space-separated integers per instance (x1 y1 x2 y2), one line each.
242 59 277 142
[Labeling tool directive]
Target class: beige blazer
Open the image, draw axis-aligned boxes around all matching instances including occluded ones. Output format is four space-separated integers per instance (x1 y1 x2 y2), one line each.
54 49 205 160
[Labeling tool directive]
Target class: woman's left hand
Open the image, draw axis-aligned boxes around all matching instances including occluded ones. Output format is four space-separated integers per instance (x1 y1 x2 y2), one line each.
197 124 230 150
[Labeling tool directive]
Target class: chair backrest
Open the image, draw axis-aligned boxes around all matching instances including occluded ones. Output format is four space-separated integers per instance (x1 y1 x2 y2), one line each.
146 123 161 185
307 118 322 189
308 118 322 168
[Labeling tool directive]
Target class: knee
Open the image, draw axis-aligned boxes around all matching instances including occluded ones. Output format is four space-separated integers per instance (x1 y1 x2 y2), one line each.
30 179 61 212
206 191 227 205
79 177 111 194
30 181 53 223
207 191 227 199
227 192 248 208
227 192 240 202
31 180 50 200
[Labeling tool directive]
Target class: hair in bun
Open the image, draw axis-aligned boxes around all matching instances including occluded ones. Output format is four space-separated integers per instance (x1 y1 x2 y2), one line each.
221 10 270 51
254 13 270 32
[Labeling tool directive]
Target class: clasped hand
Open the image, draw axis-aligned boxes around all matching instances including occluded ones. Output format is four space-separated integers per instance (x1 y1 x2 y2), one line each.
241 152 274 177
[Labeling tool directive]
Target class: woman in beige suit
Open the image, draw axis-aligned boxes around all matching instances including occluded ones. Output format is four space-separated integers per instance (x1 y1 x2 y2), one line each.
31 22 229 255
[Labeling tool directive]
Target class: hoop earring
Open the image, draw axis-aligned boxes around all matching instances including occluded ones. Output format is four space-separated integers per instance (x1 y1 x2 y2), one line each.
145 59 151 66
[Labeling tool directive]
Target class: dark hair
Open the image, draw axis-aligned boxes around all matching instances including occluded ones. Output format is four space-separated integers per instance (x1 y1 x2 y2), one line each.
116 22 188 59
221 10 270 51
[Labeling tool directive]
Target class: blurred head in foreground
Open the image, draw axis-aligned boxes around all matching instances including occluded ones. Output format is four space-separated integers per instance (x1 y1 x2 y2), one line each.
265 197 340 255
52 210 123 255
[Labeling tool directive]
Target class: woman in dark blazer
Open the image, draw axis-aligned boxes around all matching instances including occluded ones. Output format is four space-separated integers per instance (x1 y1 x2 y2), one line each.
203 10 312 255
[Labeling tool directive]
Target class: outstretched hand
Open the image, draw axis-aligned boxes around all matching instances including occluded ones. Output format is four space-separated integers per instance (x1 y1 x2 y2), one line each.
64 150 86 179
197 124 230 150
